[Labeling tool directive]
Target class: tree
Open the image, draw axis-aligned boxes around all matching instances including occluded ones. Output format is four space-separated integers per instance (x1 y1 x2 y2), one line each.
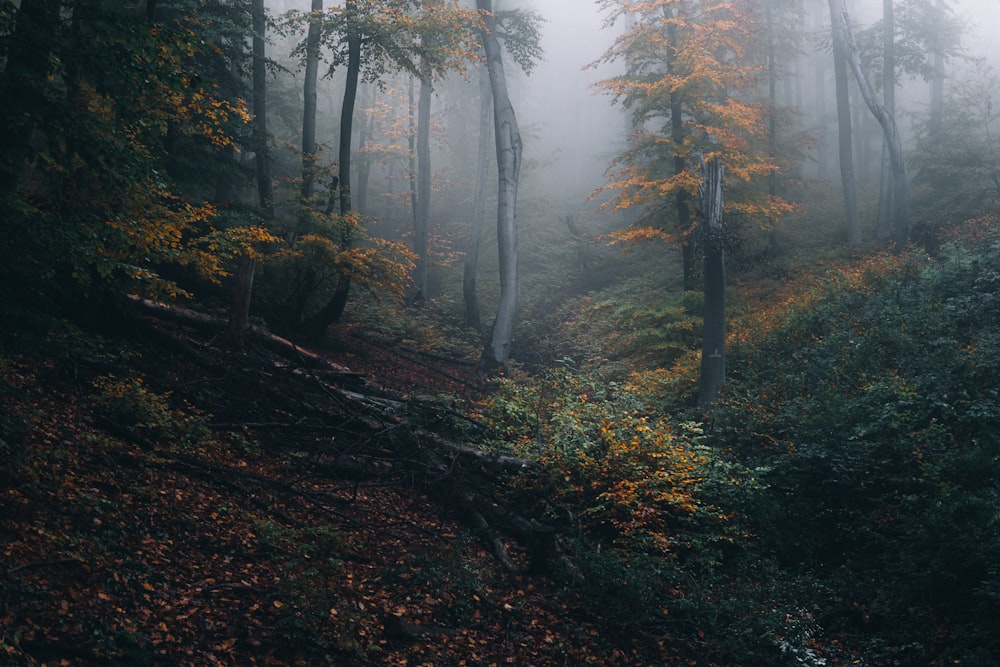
827 0 862 245
406 58 433 305
464 59 492 331
463 4 542 331
0 0 256 309
462 4 542 332
293 0 480 336
697 157 725 406
927 0 947 139
299 0 324 213
594 0 790 290
875 0 895 241
230 0 275 332
477 0 522 370
831 0 910 247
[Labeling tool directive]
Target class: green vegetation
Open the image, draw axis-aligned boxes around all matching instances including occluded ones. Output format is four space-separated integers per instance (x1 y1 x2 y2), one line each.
482 216 1000 664
3 0 1000 663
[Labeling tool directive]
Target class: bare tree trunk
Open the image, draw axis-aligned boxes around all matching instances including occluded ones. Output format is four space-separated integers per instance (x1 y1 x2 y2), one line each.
477 0 521 370
301 2 361 337
408 64 432 305
765 2 779 250
828 0 862 246
928 0 945 140
463 60 491 332
229 0 272 333
407 76 419 236
355 84 375 215
813 2 829 182
665 15 695 290
832 0 910 249
698 157 725 407
300 0 322 206
875 0 894 241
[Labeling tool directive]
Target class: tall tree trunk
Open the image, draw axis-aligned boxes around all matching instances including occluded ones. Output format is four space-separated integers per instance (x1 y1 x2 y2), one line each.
463 59 491 332
355 84 375 215
665 15 695 290
928 0 945 140
477 0 521 370
698 157 726 407
828 0 862 246
301 2 361 336
300 0 322 207
813 2 829 182
832 0 910 249
765 2 778 249
875 0 894 241
407 76 419 234
407 64 432 305
230 0 272 333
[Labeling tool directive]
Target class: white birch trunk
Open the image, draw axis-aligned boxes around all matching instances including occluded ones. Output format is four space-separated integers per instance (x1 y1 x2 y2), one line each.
477 0 521 369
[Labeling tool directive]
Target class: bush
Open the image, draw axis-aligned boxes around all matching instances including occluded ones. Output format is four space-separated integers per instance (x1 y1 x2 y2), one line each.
702 225 1000 662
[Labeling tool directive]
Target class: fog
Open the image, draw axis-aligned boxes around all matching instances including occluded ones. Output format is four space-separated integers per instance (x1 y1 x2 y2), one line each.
262 0 1000 257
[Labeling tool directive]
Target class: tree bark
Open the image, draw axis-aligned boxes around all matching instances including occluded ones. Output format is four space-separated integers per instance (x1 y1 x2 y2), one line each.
665 13 695 290
355 84 375 216
477 0 522 370
300 0 322 206
228 0 272 333
813 2 829 182
765 2 779 250
697 157 725 407
928 0 945 140
828 0 862 246
463 60 491 332
301 1 361 337
407 64 433 305
831 0 910 248
875 0 894 241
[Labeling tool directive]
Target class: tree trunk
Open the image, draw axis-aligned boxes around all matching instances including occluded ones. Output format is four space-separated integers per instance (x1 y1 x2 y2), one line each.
407 64 432 305
229 255 256 332
875 0 894 241
765 2 778 250
666 16 695 290
301 3 361 337
928 0 945 140
463 60 491 332
252 0 273 220
813 2 829 182
228 0 272 333
477 0 521 370
828 0 862 246
697 157 725 407
356 84 374 215
832 0 910 249
300 0 322 206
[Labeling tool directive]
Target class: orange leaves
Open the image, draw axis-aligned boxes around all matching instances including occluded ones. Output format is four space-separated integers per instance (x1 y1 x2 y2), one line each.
594 0 789 233
487 368 733 558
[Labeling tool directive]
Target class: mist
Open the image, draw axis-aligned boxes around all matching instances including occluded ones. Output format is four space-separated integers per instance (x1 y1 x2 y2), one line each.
253 0 1000 311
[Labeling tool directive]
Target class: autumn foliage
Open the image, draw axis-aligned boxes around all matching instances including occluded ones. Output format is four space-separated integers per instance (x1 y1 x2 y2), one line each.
594 0 794 251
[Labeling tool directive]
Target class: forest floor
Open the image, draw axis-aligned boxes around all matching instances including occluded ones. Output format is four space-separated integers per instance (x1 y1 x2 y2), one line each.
0 308 675 666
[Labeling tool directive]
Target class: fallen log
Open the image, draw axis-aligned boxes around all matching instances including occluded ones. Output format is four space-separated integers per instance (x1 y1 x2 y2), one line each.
124 298 566 574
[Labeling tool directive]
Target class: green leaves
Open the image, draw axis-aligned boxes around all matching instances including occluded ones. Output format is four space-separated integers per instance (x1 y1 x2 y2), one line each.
703 223 1000 662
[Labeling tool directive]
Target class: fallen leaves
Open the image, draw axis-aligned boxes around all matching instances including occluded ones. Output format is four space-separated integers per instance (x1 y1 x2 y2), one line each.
0 326 671 666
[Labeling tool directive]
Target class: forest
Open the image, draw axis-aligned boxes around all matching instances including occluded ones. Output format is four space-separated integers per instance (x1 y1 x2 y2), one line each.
2 0 1000 664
